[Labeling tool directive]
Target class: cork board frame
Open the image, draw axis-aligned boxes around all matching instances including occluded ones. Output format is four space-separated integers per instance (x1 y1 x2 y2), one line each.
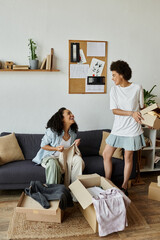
69 40 108 94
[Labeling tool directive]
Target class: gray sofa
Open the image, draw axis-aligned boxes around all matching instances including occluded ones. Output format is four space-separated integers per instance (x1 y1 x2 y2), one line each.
0 130 137 190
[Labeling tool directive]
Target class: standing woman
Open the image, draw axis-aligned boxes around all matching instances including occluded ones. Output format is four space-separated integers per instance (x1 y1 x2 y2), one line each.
103 60 146 195
32 107 84 185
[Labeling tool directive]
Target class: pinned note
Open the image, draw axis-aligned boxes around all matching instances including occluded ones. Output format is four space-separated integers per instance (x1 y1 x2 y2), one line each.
70 64 89 79
88 58 105 77
87 42 106 57
79 49 87 64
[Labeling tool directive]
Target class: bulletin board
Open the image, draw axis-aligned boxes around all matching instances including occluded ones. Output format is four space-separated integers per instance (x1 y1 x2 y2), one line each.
69 40 108 94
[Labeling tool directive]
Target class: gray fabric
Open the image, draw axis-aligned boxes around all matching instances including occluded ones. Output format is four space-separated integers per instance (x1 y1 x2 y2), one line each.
25 181 73 210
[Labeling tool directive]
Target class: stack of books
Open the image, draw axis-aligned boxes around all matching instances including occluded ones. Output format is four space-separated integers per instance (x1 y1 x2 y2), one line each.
40 48 54 70
13 65 29 70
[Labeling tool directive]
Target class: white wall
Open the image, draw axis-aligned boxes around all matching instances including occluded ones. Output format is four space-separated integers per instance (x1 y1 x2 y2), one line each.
0 0 159 133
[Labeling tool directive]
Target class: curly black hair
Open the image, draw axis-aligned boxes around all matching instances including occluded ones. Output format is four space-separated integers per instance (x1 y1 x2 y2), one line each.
110 60 132 81
46 107 78 135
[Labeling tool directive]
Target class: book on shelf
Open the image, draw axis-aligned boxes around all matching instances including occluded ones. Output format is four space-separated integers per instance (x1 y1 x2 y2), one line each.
40 58 47 69
13 65 29 70
51 48 54 70
40 48 54 71
46 54 51 70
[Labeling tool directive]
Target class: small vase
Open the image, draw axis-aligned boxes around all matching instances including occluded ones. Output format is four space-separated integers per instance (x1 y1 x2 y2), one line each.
29 59 39 69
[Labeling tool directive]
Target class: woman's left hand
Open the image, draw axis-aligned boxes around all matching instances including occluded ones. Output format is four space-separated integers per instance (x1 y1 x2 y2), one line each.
74 138 81 146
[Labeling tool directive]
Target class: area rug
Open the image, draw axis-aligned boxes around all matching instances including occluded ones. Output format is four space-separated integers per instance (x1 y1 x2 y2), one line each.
8 202 149 240
8 204 94 239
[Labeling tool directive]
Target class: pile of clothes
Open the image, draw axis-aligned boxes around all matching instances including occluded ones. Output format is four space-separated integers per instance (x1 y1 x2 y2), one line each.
87 186 131 237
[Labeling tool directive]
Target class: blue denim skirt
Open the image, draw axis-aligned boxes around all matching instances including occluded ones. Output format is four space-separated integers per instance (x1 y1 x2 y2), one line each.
106 133 146 151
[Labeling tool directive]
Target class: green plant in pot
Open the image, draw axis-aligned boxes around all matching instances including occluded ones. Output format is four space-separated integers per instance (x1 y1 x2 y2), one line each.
28 39 39 69
143 85 157 107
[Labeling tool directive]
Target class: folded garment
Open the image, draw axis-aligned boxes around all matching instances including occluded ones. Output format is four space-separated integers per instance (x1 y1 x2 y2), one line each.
25 181 74 210
87 186 105 198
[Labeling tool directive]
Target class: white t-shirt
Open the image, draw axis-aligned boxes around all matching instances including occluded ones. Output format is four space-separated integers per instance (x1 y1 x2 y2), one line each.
110 83 144 137
54 137 71 157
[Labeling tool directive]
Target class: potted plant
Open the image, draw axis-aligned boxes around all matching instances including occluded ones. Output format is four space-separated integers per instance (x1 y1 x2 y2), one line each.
28 39 39 69
143 85 157 107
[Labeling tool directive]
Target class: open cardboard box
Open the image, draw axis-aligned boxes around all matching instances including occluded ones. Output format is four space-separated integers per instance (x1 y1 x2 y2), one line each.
69 173 116 233
140 103 160 129
16 192 64 223
148 182 160 202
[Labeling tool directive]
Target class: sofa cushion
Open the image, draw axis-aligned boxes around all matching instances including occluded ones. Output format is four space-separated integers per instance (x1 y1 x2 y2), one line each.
99 131 123 160
77 129 111 157
1 132 43 160
82 152 137 185
83 155 124 177
0 133 25 165
0 160 45 184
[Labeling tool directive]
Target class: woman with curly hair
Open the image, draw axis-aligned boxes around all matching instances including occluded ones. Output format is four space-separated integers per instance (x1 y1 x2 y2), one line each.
32 107 84 185
103 60 146 195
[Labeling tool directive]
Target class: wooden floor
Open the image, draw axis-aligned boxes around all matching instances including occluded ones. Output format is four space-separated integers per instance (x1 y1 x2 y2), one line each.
0 172 160 240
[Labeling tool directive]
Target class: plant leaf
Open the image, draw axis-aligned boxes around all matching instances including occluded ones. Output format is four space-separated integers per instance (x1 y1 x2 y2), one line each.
149 85 156 94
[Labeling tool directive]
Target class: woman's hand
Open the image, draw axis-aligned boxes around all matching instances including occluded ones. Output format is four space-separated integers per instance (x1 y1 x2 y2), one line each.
56 145 64 152
74 138 81 146
131 111 144 123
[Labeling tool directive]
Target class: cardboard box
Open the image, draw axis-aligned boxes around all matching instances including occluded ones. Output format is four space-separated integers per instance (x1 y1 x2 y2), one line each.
16 192 64 223
140 103 160 129
158 176 160 187
69 174 116 232
148 182 160 201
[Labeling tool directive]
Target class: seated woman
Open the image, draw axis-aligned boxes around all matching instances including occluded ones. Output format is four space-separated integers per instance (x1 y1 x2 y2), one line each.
32 107 84 186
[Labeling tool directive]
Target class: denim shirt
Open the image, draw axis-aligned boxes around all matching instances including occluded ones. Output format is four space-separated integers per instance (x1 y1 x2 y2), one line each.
32 128 77 165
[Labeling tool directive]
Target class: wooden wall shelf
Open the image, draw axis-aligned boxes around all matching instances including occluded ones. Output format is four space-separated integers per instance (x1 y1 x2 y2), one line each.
0 69 60 72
